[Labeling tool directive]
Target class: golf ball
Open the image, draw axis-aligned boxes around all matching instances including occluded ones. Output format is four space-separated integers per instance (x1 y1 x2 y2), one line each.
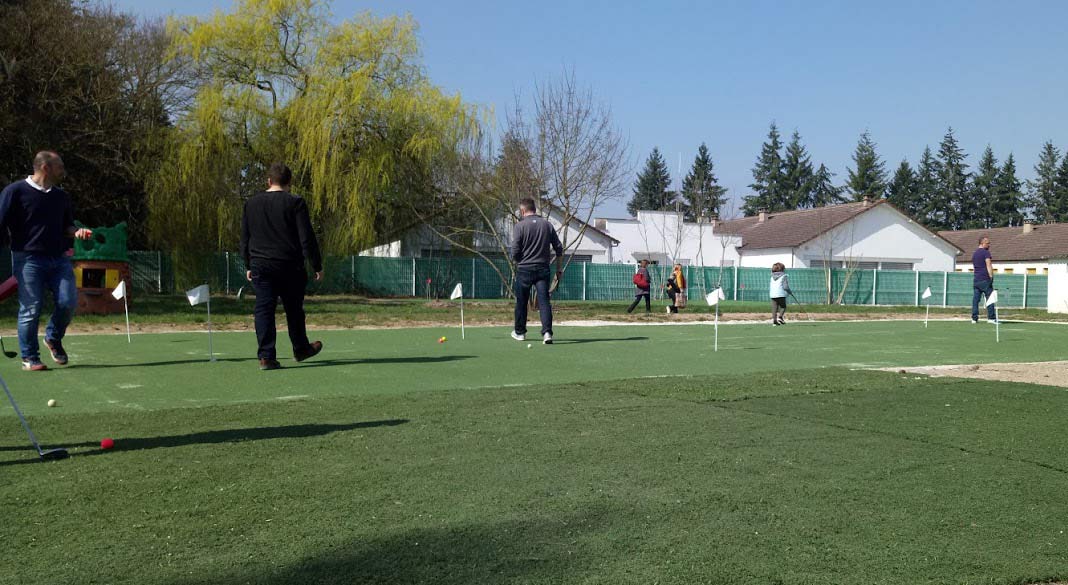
527 343 532 348
439 336 447 343
47 399 56 407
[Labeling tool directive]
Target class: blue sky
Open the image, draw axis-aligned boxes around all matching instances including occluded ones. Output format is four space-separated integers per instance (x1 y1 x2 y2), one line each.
116 0 1068 218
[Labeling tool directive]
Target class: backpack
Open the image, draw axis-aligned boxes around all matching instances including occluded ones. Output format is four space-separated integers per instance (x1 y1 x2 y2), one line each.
633 271 649 288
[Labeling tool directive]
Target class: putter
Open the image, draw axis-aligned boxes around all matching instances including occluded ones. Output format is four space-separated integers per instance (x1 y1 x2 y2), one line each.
0 374 69 460
0 336 16 359
787 291 814 322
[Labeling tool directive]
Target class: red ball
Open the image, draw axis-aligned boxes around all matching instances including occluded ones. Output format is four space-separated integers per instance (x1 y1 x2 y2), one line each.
100 438 115 450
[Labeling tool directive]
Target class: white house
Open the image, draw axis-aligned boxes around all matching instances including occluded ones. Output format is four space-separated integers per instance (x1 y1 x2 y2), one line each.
595 210 741 267
939 222 1068 276
361 206 620 262
714 199 961 271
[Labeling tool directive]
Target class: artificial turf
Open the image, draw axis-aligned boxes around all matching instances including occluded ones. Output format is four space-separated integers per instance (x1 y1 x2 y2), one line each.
2 322 1068 584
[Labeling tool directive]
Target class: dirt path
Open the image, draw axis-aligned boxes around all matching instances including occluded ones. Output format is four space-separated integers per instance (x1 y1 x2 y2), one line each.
883 361 1068 388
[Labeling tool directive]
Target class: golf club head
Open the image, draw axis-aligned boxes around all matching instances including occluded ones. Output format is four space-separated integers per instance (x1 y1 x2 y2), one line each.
0 337 15 359
39 448 69 461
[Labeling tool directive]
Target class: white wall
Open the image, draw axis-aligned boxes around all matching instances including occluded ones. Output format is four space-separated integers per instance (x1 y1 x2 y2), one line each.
1048 260 1068 313
738 248 798 268
600 211 740 267
954 260 1049 275
795 205 957 271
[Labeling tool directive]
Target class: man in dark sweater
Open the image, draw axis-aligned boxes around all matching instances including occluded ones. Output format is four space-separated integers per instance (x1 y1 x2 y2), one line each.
240 163 324 370
510 198 563 344
0 151 93 371
971 236 997 323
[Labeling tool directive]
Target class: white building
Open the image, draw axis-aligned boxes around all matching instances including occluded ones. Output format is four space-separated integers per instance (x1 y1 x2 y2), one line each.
713 199 960 271
939 222 1068 276
361 206 620 262
595 210 741 267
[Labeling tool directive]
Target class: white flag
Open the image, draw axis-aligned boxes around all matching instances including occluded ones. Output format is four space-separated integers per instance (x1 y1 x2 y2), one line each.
111 280 126 300
450 282 463 300
985 290 998 307
186 284 210 306
705 288 725 306
921 287 932 300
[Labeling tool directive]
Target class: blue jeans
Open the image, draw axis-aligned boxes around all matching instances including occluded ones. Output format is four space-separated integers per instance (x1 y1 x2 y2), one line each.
12 252 78 360
513 265 552 336
972 279 996 321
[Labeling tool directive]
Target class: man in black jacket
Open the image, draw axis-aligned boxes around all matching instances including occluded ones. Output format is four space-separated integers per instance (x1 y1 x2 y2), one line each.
240 163 323 370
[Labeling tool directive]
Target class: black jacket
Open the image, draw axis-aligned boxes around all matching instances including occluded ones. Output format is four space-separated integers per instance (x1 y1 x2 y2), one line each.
240 190 322 271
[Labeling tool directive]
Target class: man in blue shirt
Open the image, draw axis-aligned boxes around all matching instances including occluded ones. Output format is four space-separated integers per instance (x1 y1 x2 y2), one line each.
0 152 93 371
971 236 997 324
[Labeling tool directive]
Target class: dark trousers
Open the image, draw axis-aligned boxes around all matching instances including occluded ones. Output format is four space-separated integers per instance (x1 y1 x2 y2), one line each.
666 290 678 313
771 297 787 323
514 265 552 336
972 279 996 321
627 292 651 313
250 262 311 359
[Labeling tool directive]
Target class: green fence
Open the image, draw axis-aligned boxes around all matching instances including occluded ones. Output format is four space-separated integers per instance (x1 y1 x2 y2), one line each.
0 251 1051 309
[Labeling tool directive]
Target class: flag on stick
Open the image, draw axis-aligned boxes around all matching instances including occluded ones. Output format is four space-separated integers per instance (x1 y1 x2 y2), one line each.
706 288 725 351
451 283 465 339
921 286 932 328
921 287 932 299
987 290 1000 342
985 290 998 306
112 281 130 343
185 284 215 361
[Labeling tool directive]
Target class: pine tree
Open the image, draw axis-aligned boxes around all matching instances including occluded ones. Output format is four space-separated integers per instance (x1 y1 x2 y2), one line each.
917 146 945 228
1027 142 1060 222
681 143 728 221
845 130 887 201
810 163 845 207
627 147 674 215
1053 151 1068 222
991 153 1024 227
781 130 815 209
969 146 999 228
743 123 785 215
886 160 920 218
937 128 970 230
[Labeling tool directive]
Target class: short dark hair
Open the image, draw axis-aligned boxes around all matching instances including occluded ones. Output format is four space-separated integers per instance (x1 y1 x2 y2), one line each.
519 198 536 214
33 151 60 171
267 162 293 187
979 236 989 244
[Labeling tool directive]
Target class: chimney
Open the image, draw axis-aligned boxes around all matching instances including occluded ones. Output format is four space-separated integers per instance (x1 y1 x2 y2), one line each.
758 208 767 223
595 218 607 231
862 196 872 208
1023 222 1034 234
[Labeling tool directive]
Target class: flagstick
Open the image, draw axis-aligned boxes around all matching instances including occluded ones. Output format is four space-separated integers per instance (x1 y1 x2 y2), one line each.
207 295 215 362
123 294 131 343
924 304 929 328
994 305 999 343
714 303 719 352
460 295 465 340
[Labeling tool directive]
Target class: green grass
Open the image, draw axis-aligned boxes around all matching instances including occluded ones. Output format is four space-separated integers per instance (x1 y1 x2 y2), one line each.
2 294 1060 331
3 322 1068 584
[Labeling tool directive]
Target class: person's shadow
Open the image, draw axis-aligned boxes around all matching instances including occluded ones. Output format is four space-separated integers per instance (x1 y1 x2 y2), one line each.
72 356 475 369
551 336 648 345
0 419 408 466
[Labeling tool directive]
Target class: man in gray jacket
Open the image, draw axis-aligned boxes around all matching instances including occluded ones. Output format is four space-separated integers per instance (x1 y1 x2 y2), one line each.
511 198 564 344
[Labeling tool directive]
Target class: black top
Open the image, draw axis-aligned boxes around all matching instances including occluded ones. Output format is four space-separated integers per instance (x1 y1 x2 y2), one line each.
0 179 75 255
511 214 563 268
240 190 322 272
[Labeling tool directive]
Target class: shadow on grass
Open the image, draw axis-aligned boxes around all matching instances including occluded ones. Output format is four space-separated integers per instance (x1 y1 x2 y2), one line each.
71 355 475 369
552 336 648 345
162 511 609 585
0 419 408 465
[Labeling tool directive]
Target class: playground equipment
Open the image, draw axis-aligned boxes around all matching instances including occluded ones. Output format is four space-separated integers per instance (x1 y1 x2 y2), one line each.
72 222 130 314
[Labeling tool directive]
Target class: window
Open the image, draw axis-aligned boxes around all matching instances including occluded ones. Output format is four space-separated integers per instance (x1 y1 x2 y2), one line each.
1002 268 1014 274
955 269 963 272
1044 268 1050 274
880 262 914 271
809 260 842 269
856 261 879 271
1027 268 1038 275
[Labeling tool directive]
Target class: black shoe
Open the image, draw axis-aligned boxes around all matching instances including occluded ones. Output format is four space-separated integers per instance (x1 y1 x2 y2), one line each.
44 338 68 365
259 358 282 370
294 340 323 362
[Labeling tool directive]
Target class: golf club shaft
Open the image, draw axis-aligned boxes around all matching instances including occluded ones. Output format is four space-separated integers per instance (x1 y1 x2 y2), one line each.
0 374 44 454
0 336 16 358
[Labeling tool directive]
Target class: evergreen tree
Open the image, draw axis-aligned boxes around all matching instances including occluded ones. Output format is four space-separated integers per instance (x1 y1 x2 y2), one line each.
1053 150 1068 222
1027 141 1060 223
991 153 1024 227
781 130 815 208
810 163 845 207
845 130 887 201
743 123 785 215
936 127 970 230
969 146 999 228
627 147 674 215
886 160 920 218
681 143 728 220
917 146 945 228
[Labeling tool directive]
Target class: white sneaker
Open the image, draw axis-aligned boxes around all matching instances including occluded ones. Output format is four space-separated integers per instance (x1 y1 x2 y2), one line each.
988 319 1000 324
510 331 525 341
665 306 671 314
971 319 978 324
543 332 553 344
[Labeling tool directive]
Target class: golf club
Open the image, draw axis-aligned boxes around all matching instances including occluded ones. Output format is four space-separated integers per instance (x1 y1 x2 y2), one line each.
0 374 69 460
787 291 814 322
0 335 16 359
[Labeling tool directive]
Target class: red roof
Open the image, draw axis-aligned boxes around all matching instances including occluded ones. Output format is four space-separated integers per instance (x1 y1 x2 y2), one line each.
939 223 1068 261
716 201 877 250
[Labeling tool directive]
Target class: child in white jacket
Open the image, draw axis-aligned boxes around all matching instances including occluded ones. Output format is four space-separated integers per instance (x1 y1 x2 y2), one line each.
769 262 792 326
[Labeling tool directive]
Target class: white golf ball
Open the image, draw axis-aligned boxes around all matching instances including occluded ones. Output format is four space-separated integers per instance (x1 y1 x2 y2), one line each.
527 343 532 348
47 399 56 407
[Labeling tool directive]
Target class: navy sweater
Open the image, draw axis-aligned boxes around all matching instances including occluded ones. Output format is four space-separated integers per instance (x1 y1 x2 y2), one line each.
0 179 75 255
240 190 322 272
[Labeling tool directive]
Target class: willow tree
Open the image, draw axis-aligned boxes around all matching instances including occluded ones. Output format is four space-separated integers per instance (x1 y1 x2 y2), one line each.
147 0 478 271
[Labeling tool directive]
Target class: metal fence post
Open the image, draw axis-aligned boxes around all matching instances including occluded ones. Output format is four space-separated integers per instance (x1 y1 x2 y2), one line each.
472 258 476 299
157 251 163 293
914 271 920 306
1023 273 1028 309
582 262 587 301
411 257 417 297
351 255 356 292
942 271 948 308
872 268 877 306
225 252 231 295
733 265 739 301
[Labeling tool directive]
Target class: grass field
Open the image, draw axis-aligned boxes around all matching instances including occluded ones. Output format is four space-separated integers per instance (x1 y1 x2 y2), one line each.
3 320 1068 584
